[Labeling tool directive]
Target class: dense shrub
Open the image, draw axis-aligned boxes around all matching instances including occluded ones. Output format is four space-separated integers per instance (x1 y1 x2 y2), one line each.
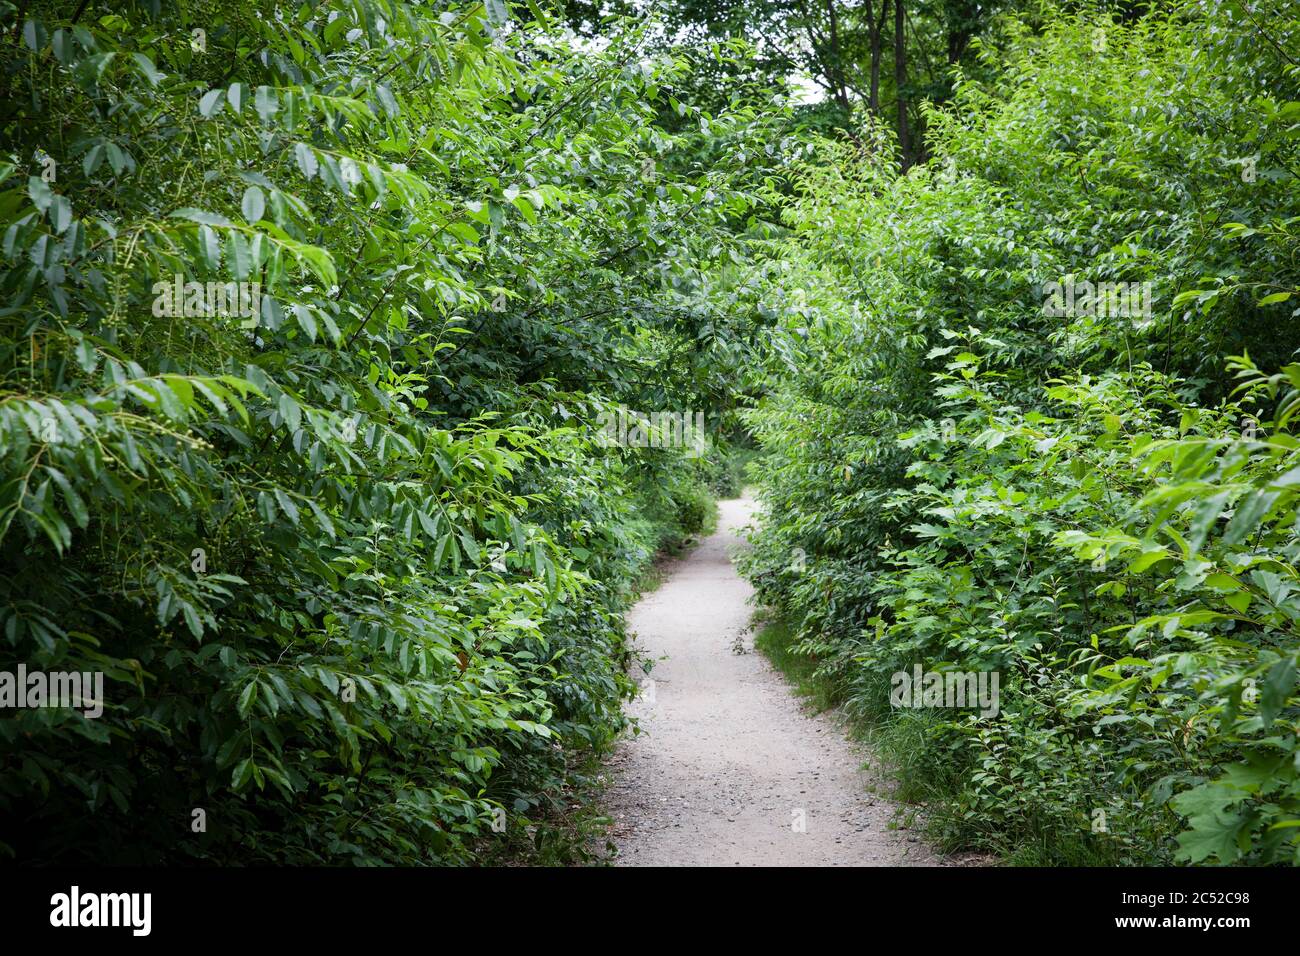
741 2 1300 865
0 0 776 863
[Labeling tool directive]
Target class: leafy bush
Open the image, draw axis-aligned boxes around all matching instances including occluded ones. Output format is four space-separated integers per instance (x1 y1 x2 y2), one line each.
0 0 777 863
741 2 1300 865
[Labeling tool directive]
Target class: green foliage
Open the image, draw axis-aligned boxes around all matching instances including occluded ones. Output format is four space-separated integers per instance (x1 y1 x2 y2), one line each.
742 1 1300 865
8 0 1298 868
0 0 777 863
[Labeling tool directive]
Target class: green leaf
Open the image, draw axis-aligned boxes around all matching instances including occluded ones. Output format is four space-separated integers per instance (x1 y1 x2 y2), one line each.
1171 783 1252 864
254 85 279 122
1222 489 1277 547
232 757 256 791
173 207 233 228
178 603 202 638
1260 656 1297 727
1257 291 1293 306
130 52 163 86
237 680 259 718
28 176 53 213
1225 590 1252 614
273 489 300 525
294 143 318 180
241 186 265 224
74 52 115 87
199 88 224 118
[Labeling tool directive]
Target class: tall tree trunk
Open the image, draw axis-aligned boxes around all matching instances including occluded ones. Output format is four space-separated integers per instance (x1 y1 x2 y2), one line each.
869 0 888 115
945 0 976 63
947 28 972 64
825 0 850 114
894 0 910 168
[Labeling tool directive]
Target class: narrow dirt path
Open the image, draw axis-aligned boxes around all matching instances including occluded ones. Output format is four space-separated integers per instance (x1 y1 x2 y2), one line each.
603 496 939 866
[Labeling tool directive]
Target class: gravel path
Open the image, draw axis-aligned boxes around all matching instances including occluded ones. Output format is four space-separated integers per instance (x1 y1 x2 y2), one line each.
603 496 940 866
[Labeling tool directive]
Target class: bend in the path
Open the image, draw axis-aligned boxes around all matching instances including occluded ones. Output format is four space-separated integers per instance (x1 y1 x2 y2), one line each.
603 496 939 867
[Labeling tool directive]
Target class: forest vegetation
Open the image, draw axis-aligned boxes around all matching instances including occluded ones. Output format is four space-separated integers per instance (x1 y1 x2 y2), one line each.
1 0 1298 866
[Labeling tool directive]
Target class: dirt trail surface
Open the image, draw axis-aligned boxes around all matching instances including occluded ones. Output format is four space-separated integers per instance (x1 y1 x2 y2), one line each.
603 496 939 866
